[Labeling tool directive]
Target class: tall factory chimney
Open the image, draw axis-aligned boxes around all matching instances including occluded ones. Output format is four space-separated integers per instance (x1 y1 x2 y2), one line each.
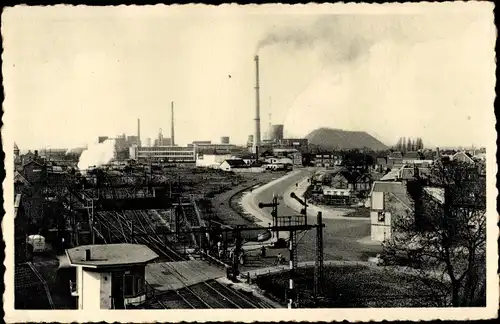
254 55 261 161
137 118 141 147
171 101 175 146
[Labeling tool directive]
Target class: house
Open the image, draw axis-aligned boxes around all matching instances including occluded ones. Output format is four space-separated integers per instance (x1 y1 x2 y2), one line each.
380 168 401 181
452 151 475 164
473 153 486 161
388 151 403 159
380 165 430 183
398 165 430 183
322 186 352 205
402 151 422 164
22 160 45 184
329 169 373 196
314 153 342 167
264 156 293 166
219 159 248 171
15 171 31 187
376 157 388 172
230 153 255 166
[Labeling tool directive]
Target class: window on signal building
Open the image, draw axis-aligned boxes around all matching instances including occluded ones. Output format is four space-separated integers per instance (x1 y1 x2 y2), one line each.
378 211 385 222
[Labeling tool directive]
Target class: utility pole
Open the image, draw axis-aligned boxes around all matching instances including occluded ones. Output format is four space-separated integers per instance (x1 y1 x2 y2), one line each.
314 211 324 303
288 217 296 309
85 198 96 244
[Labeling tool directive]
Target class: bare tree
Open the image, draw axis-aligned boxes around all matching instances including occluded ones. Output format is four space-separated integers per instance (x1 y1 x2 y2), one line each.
382 160 486 307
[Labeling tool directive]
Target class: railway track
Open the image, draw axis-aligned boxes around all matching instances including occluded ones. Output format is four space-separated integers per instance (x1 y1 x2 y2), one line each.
94 203 274 309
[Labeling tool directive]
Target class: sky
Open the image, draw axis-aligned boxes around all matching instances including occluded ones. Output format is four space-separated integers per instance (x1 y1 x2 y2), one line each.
2 3 496 150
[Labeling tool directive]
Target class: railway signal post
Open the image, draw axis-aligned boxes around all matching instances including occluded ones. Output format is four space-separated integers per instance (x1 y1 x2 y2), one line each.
290 191 308 225
258 196 279 240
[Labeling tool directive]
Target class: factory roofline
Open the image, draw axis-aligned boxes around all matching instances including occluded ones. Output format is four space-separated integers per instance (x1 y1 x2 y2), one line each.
66 243 159 268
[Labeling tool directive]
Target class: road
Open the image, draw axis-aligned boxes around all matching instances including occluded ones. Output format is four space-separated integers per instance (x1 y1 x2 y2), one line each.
241 168 382 262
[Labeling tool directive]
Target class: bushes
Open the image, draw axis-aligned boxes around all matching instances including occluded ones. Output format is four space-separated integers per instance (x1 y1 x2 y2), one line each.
255 265 443 308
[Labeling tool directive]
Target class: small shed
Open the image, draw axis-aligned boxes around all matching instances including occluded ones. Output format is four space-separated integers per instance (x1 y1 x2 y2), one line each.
66 243 158 310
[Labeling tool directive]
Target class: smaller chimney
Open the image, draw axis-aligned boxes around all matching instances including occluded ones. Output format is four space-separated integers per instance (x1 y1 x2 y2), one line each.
171 101 175 146
85 249 91 261
137 118 141 146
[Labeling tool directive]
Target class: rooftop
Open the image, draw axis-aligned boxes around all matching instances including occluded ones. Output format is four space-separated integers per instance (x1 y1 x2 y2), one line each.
223 159 248 167
380 168 400 181
388 151 403 159
66 243 158 268
423 187 445 204
403 151 421 159
372 181 407 195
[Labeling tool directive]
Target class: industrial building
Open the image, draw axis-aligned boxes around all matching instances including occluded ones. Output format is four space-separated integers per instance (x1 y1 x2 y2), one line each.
129 145 196 163
268 124 284 143
280 138 309 152
153 129 172 147
195 153 232 168
192 143 237 154
189 141 212 147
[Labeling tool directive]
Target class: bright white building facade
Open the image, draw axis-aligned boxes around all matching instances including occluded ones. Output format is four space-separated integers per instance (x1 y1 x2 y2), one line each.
129 145 196 163
195 153 232 168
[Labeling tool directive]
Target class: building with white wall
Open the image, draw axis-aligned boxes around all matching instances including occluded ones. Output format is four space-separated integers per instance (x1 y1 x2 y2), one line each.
195 153 232 168
129 145 195 163
66 244 158 310
369 181 412 242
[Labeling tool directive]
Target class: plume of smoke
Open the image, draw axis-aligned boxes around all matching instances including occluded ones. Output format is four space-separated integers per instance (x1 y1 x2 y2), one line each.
255 16 384 64
65 147 85 155
77 139 116 172
255 14 482 65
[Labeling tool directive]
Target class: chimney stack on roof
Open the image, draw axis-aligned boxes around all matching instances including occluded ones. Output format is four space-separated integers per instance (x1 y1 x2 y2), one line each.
85 249 91 261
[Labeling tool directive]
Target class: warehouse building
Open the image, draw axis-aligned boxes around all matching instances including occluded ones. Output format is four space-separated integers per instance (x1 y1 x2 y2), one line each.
129 145 196 163
195 153 232 168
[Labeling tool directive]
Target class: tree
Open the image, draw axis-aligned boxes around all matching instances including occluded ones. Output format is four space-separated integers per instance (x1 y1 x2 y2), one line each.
401 137 407 153
415 137 424 150
395 137 403 151
341 151 374 171
381 160 486 307
407 138 413 153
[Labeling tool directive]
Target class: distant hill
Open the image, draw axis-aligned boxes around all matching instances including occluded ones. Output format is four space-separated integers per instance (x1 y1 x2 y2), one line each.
306 128 388 151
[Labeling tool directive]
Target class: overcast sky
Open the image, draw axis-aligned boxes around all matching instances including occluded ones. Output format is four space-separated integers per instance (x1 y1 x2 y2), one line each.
2 3 495 150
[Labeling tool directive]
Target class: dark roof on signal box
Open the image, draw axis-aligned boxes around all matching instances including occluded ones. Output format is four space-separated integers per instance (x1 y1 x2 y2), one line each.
66 244 158 268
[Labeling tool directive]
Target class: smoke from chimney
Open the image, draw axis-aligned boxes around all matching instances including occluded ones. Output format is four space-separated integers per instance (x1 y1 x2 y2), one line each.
171 101 175 146
253 55 261 160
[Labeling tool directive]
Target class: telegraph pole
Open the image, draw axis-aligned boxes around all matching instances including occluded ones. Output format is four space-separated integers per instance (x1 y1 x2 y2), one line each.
288 219 296 309
314 211 324 302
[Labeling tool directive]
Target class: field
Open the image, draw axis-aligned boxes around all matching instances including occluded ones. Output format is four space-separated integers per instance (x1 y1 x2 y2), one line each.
255 264 445 308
